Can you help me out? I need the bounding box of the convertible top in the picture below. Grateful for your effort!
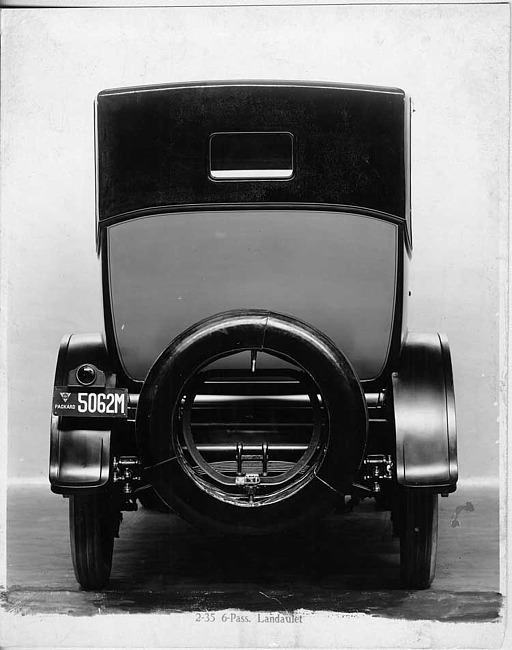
[96,81,407,220]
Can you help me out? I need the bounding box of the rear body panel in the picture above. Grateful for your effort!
[107,209,398,382]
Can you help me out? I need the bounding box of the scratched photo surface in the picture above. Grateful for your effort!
[0,2,508,649]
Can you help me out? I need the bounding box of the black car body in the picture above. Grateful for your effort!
[50,81,457,590]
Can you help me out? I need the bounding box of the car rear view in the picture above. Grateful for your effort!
[50,81,457,591]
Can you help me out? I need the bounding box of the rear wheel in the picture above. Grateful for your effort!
[69,492,121,590]
[397,488,438,589]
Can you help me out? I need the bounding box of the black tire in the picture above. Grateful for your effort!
[69,492,121,590]
[136,309,368,535]
[397,488,438,589]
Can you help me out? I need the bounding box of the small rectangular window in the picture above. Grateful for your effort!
[209,132,294,180]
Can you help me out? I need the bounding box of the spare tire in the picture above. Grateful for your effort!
[136,310,368,534]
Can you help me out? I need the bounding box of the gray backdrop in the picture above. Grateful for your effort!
[1,4,508,483]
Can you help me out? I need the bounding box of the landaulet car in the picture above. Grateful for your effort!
[50,80,458,591]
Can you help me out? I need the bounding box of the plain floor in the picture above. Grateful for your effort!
[3,484,501,621]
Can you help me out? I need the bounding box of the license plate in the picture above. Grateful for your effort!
[53,387,128,418]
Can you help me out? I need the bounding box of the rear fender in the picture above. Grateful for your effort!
[50,334,113,493]
[50,428,111,493]
[54,333,112,387]
[392,333,457,492]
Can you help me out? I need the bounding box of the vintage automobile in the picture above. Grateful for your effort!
[50,80,457,591]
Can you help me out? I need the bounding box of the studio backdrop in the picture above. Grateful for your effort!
[0,3,508,483]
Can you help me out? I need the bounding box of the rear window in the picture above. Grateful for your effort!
[209,132,294,180]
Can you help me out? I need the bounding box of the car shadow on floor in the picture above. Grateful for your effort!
[5,486,502,620]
